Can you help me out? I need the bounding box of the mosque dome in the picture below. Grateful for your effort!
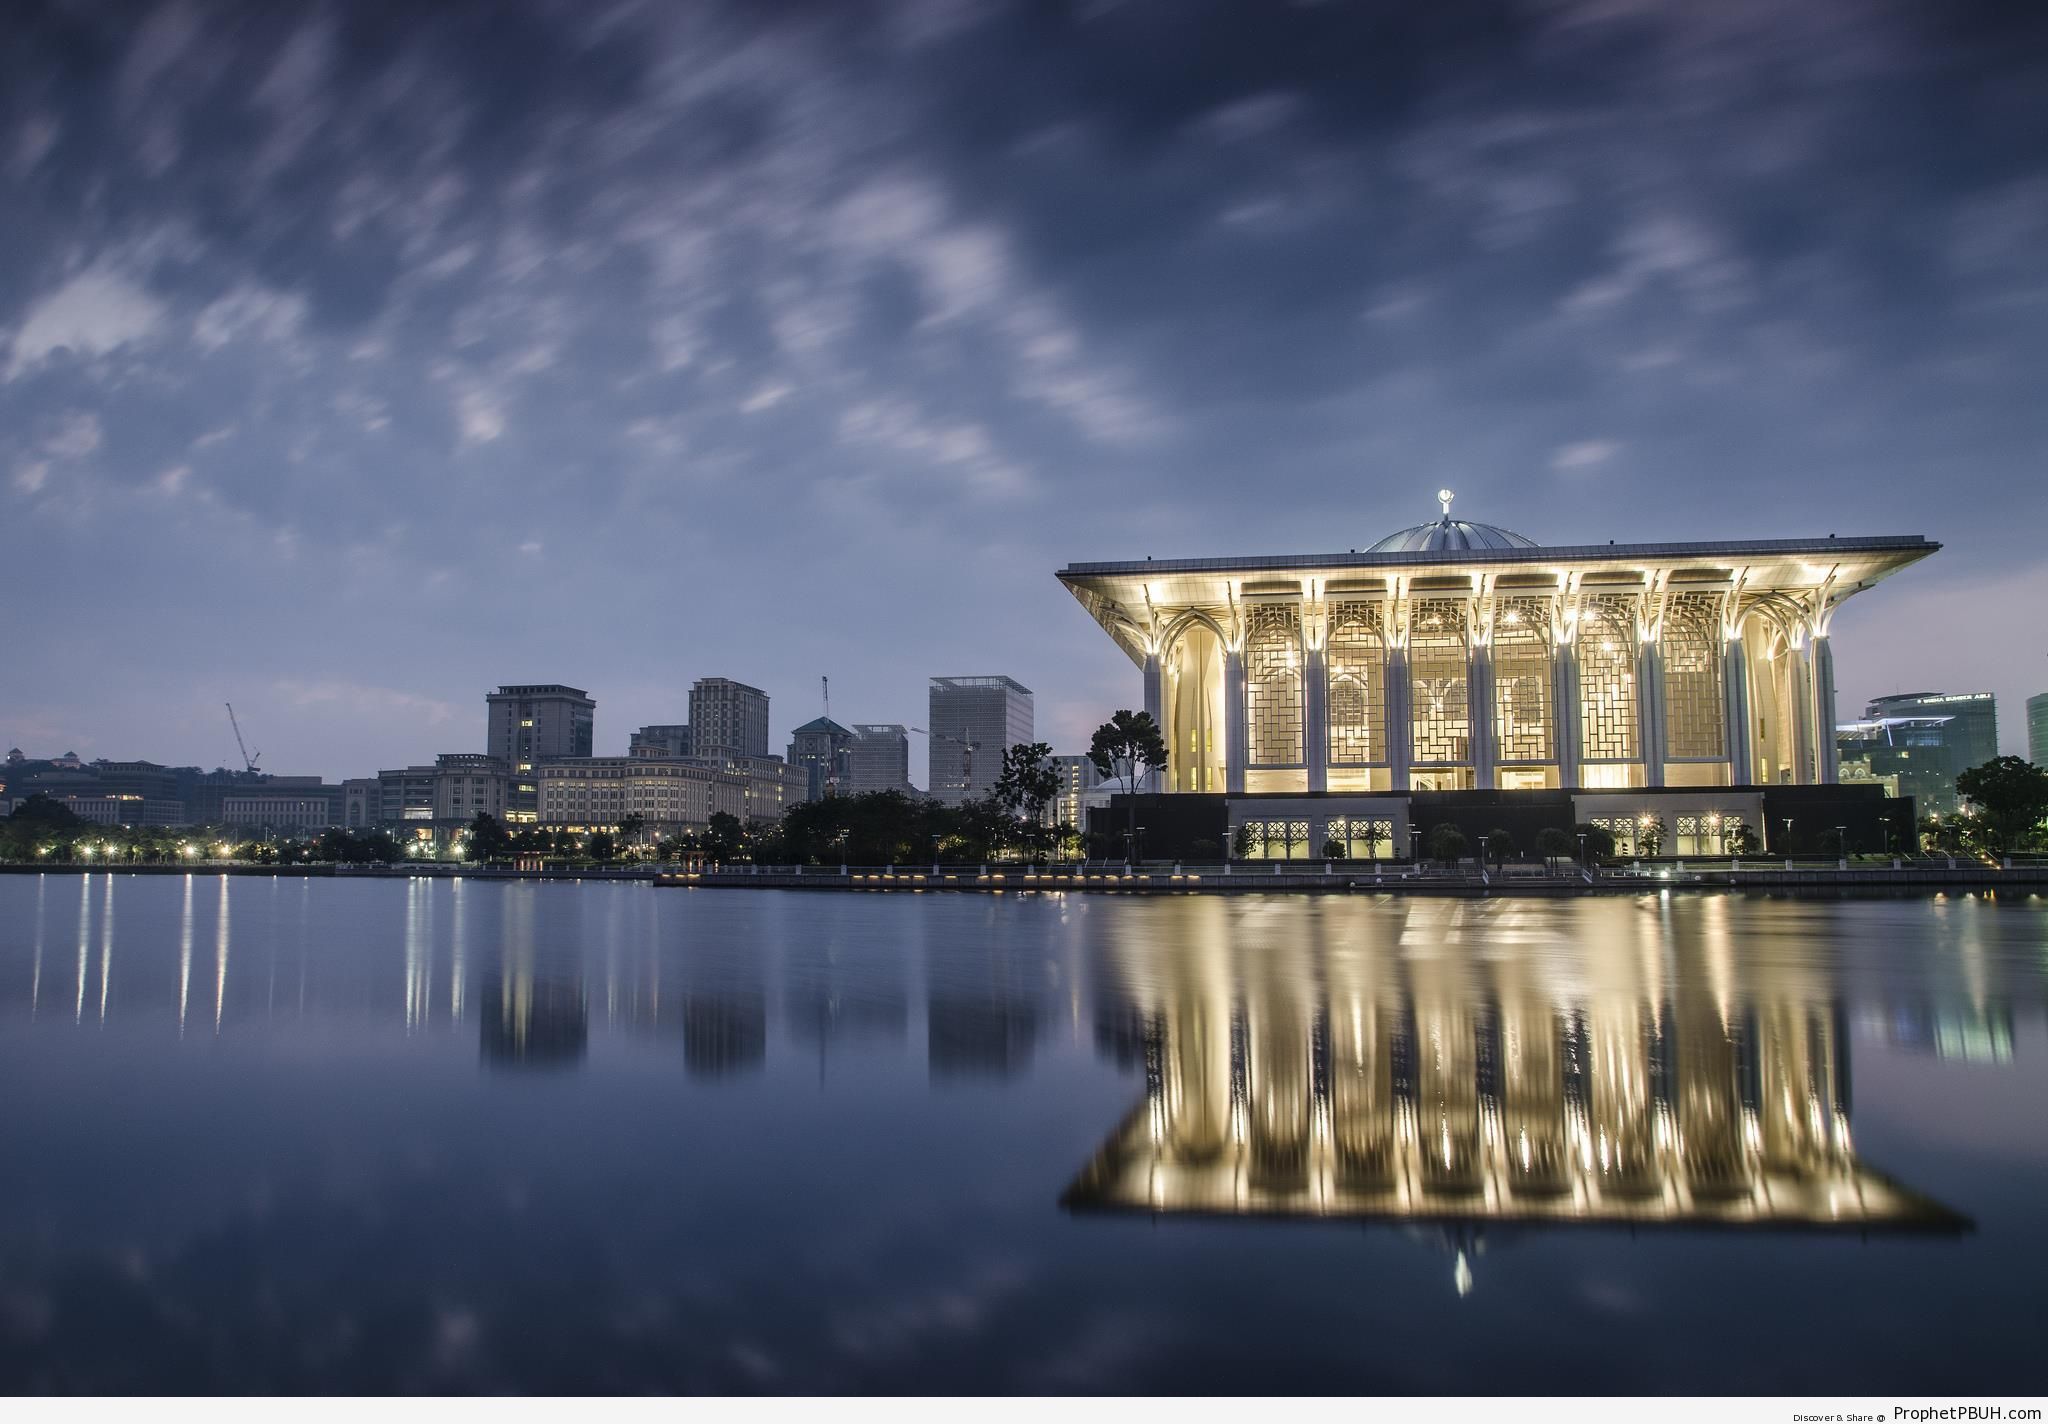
[1365,490,1539,554]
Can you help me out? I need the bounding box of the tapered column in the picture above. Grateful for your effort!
[1468,644,1495,790]
[1386,648,1412,791]
[1304,645,1328,792]
[1142,651,1164,793]
[1638,643,1666,788]
[1225,649,1247,795]
[1811,635,1839,784]
[1723,639,1753,784]
[1553,646,1581,789]
[1788,643,1814,784]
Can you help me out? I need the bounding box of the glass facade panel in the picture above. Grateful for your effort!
[1244,604,1304,768]
[1662,592,1725,760]
[1577,596,1639,763]
[1492,596,1553,764]
[1409,598,1469,766]
[1166,621,1227,792]
[1326,603,1387,766]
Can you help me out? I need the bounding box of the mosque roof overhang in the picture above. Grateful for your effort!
[1059,1105,1970,1234]
[1056,535,1940,663]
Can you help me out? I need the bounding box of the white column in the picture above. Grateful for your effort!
[1639,644,1666,788]
[1468,644,1495,790]
[1723,639,1752,784]
[1142,651,1165,793]
[1304,645,1328,793]
[1788,644,1815,784]
[1386,648,1412,791]
[1225,650,1247,795]
[1553,646,1581,789]
[1811,634,1839,784]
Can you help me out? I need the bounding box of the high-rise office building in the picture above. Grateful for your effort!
[2029,693,2048,768]
[927,676,1033,806]
[688,678,770,760]
[1835,692,1997,817]
[486,684,596,822]
[845,724,914,796]
[787,717,853,800]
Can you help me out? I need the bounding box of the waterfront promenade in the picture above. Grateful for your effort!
[5,858,2045,895]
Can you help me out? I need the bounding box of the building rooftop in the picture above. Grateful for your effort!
[1364,490,1539,554]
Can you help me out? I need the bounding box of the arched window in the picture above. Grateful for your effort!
[1326,603,1387,765]
[1165,620,1227,793]
[1244,604,1304,767]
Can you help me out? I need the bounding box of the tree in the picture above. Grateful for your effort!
[1726,822,1760,856]
[1322,836,1347,861]
[1575,822,1616,863]
[466,812,513,862]
[1636,815,1666,858]
[1485,828,1514,869]
[994,742,1058,821]
[703,811,746,864]
[1956,756,2048,850]
[1357,820,1386,861]
[1427,824,1468,865]
[616,813,647,853]
[1088,710,1168,858]
[1535,826,1575,872]
[1231,822,1257,860]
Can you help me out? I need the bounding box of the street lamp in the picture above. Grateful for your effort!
[1835,824,1848,860]
[1576,831,1588,867]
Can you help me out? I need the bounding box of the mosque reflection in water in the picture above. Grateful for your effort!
[1064,899,1969,1266]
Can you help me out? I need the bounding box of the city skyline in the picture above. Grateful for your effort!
[5,0,2048,779]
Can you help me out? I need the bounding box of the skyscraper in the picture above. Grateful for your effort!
[1835,692,1997,817]
[688,678,770,760]
[2028,693,2048,767]
[927,676,1033,806]
[486,684,595,822]
[845,724,914,796]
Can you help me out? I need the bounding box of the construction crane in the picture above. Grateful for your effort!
[224,702,261,774]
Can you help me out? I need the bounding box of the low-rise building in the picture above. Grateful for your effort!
[538,757,745,836]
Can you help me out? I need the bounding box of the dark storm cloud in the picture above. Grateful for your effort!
[3,0,2046,772]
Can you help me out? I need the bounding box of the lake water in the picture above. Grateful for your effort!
[1,874,2043,1394]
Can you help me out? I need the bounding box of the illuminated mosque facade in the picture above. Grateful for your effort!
[1057,494,1938,857]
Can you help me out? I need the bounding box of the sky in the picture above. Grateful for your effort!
[3,0,2047,782]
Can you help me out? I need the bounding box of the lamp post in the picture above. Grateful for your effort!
[1836,824,1848,863]
[1576,831,1588,868]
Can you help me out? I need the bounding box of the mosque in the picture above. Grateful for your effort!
[1056,493,1938,858]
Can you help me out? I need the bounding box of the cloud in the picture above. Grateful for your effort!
[1550,439,1620,474]
[273,680,460,727]
[44,411,104,461]
[5,266,167,378]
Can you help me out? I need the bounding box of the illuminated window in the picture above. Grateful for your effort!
[1661,592,1725,760]
[1326,603,1387,765]
[1409,598,1469,766]
[1577,595,1639,763]
[1492,595,1553,764]
[1244,603,1304,767]
[1325,815,1396,859]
